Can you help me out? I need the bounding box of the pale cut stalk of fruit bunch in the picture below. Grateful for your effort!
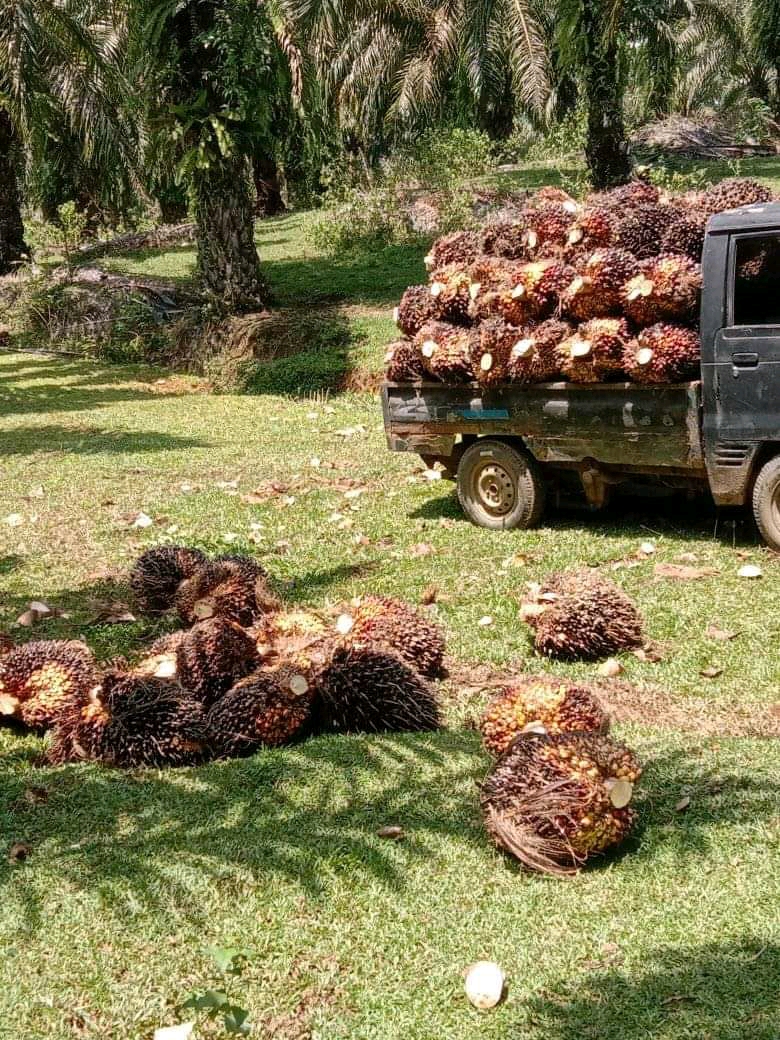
[522,720,548,735]
[512,338,535,360]
[193,601,215,620]
[481,354,494,372]
[384,348,395,364]
[469,282,482,300]
[570,337,593,359]
[605,778,634,808]
[568,227,585,244]
[524,229,539,249]
[335,613,355,635]
[286,674,309,696]
[430,282,445,298]
[563,200,579,214]
[627,277,654,301]
[392,306,400,324]
[465,962,505,1010]
[637,347,654,366]
[511,283,526,300]
[421,340,437,359]
[424,252,434,269]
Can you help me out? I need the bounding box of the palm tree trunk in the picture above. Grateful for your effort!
[581,10,632,189]
[253,155,286,217]
[0,112,28,276]
[192,155,268,314]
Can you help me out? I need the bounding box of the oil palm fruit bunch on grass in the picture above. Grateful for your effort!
[207,668,314,757]
[623,323,700,384]
[175,555,278,627]
[622,256,702,326]
[429,265,472,321]
[130,545,207,612]
[315,643,440,734]
[425,230,480,271]
[702,177,773,214]
[480,677,610,756]
[480,732,642,875]
[660,212,706,262]
[47,672,209,768]
[507,319,570,384]
[176,618,258,705]
[385,340,425,382]
[562,249,639,321]
[394,285,442,337]
[567,205,617,252]
[480,221,528,260]
[0,640,99,729]
[521,570,643,660]
[334,595,446,679]
[132,630,186,679]
[414,321,476,383]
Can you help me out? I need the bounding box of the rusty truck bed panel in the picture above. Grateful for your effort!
[382,381,705,470]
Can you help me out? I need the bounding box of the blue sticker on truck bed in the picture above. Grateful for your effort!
[455,408,511,420]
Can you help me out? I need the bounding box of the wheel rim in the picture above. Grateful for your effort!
[771,480,780,533]
[473,461,516,517]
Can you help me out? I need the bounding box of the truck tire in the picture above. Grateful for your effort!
[752,455,780,552]
[457,439,545,531]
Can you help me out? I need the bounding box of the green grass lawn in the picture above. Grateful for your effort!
[1,158,780,1039]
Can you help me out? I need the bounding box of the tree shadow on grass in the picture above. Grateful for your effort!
[523,939,779,1039]
[0,423,207,458]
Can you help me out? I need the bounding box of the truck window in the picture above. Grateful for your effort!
[732,234,780,326]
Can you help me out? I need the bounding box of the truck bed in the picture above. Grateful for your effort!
[382,380,705,472]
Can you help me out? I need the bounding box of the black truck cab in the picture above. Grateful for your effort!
[381,203,780,550]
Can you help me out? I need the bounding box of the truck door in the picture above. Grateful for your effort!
[711,231,780,444]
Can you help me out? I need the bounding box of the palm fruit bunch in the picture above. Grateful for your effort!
[385,340,425,382]
[130,630,186,680]
[480,676,610,756]
[614,204,673,259]
[566,205,617,252]
[507,319,570,384]
[175,618,258,705]
[207,668,314,757]
[624,323,700,384]
[467,255,520,312]
[521,202,577,255]
[314,643,440,734]
[414,321,475,383]
[556,330,603,383]
[429,265,472,322]
[334,595,446,679]
[480,220,528,260]
[471,317,518,388]
[702,177,773,215]
[562,248,639,321]
[512,260,576,319]
[577,317,632,376]
[521,569,643,661]
[480,731,642,875]
[424,230,480,271]
[659,212,707,262]
[622,255,702,327]
[394,285,442,337]
[533,186,577,206]
[175,555,278,627]
[250,609,327,656]
[597,179,660,209]
[47,671,208,768]
[129,545,207,612]
[0,639,99,729]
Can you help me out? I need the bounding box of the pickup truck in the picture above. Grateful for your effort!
[381,202,780,550]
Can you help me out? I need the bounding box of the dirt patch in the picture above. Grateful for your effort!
[446,660,780,739]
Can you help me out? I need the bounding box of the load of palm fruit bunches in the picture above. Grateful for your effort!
[385,176,776,387]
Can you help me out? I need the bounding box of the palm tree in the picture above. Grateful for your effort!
[750,0,780,117]
[0,0,130,274]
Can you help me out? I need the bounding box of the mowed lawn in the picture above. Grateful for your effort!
[1,159,780,1039]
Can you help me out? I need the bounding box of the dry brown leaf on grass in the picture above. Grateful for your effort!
[675,796,691,812]
[86,601,137,625]
[409,542,436,558]
[8,842,30,864]
[700,666,724,679]
[706,624,740,642]
[377,825,404,840]
[421,585,438,605]
[15,601,62,627]
[632,642,666,663]
[654,563,719,580]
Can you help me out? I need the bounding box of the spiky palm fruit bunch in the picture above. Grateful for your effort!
[532,186,577,207]
[702,177,773,214]
[521,569,643,660]
[175,556,278,627]
[506,319,570,384]
[207,669,313,757]
[314,643,441,734]
[429,265,472,321]
[622,255,702,327]
[566,206,617,252]
[556,332,604,383]
[614,204,673,259]
[472,284,534,326]
[659,212,707,262]
[480,732,642,875]
[480,677,610,756]
[335,595,446,679]
[385,340,426,382]
[624,323,700,384]
[561,249,639,321]
[470,317,518,388]
[424,230,480,271]
[46,672,209,768]
[597,180,660,209]
[480,221,528,260]
[132,630,186,680]
[394,285,442,337]
[467,256,520,305]
[414,321,476,383]
[521,203,576,254]
[175,618,258,705]
[0,640,99,729]
[575,318,632,376]
[512,260,575,318]
[129,545,208,613]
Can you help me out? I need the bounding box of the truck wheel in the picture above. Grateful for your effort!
[457,440,545,531]
[752,455,780,551]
